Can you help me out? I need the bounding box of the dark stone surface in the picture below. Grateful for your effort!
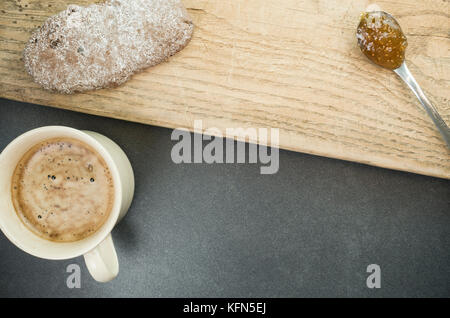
[0,98,449,297]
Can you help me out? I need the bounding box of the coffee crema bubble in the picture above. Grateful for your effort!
[11,137,115,242]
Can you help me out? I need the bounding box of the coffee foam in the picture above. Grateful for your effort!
[11,138,114,242]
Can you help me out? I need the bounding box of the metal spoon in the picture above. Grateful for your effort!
[357,11,450,148]
[394,63,450,147]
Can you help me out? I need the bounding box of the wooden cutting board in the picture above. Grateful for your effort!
[1,0,449,178]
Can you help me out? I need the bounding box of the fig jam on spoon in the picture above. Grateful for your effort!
[357,11,450,147]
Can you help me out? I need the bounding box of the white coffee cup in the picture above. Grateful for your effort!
[0,126,134,282]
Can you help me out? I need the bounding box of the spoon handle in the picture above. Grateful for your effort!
[394,63,450,148]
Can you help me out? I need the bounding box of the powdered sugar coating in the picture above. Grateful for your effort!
[23,0,194,94]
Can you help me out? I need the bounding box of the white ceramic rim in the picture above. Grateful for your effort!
[0,126,123,260]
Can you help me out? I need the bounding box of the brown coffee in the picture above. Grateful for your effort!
[11,137,115,242]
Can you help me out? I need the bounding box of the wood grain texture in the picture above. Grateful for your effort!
[0,0,449,178]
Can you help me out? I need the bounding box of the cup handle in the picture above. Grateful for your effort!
[83,234,119,283]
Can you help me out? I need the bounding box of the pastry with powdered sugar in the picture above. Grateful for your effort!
[23,0,194,94]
